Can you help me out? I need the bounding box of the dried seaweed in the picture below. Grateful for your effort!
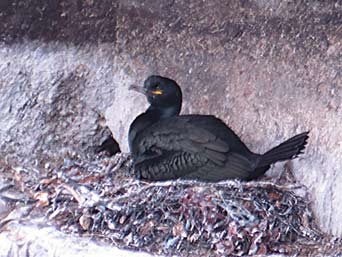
[1,153,342,256]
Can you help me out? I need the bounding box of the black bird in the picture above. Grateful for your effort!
[97,135,121,156]
[128,75,309,182]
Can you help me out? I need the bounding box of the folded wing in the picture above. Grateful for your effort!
[132,116,254,181]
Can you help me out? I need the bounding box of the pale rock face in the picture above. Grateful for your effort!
[0,0,341,236]
[0,222,156,257]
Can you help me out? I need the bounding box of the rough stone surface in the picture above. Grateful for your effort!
[0,0,341,236]
[0,43,118,168]
[0,221,156,257]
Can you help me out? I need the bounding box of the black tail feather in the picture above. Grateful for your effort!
[257,131,309,168]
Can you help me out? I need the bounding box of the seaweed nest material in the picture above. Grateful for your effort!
[1,153,341,256]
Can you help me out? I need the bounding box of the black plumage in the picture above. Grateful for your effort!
[128,75,309,182]
[97,135,121,156]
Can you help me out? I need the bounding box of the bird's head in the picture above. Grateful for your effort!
[130,75,182,114]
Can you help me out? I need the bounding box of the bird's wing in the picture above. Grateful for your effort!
[134,117,230,167]
[132,117,255,181]
[183,152,254,181]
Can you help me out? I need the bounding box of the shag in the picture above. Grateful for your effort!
[97,136,121,156]
[128,75,309,181]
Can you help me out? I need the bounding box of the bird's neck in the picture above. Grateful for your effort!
[147,104,181,120]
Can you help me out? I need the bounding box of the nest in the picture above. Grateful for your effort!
[1,153,341,256]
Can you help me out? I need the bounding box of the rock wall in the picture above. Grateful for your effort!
[0,0,341,235]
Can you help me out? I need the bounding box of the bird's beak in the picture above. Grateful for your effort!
[129,84,147,95]
[150,89,163,95]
